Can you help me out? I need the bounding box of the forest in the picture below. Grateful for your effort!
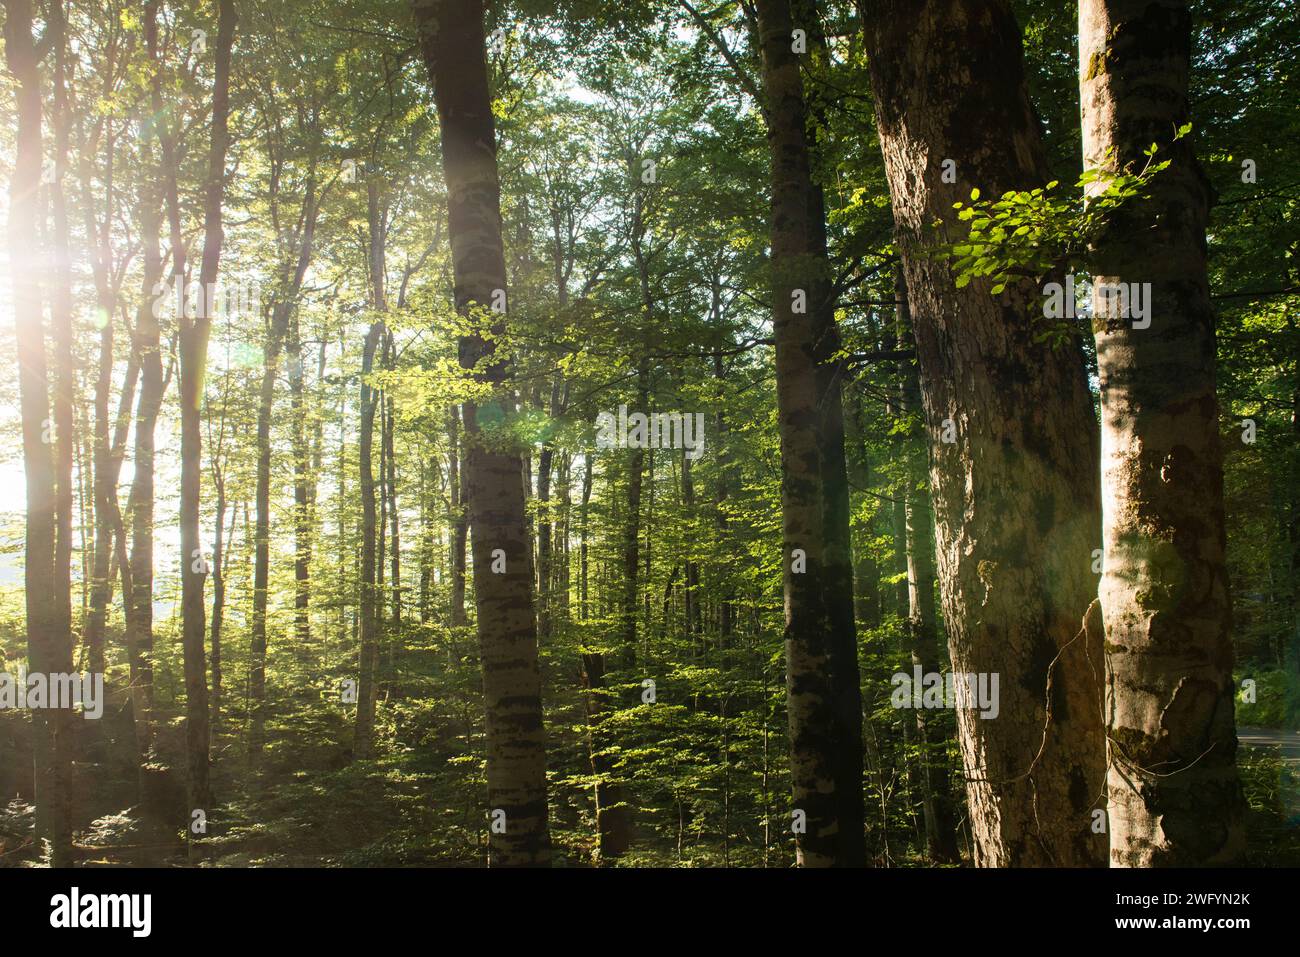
[0,0,1296,870]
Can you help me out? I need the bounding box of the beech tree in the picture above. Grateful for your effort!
[864,0,1107,866]
[412,0,551,867]
[4,0,74,867]
[1079,0,1245,866]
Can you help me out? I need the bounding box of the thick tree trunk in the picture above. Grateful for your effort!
[580,649,631,861]
[414,0,551,866]
[1079,0,1245,866]
[50,14,77,774]
[865,0,1107,866]
[755,0,865,867]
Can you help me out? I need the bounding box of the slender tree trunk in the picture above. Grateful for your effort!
[4,0,74,866]
[557,451,572,626]
[622,360,649,666]
[580,451,592,620]
[211,477,227,733]
[864,0,1106,866]
[842,387,882,632]
[354,321,384,758]
[124,81,167,789]
[754,0,865,867]
[414,0,551,866]
[249,180,322,754]
[385,355,402,638]
[448,405,468,627]
[898,297,961,864]
[80,25,120,685]
[1079,0,1245,866]
[712,353,735,643]
[536,392,556,641]
[682,448,702,638]
[176,0,235,830]
[289,315,312,652]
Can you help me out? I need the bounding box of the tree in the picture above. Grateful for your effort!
[3,0,74,867]
[412,0,551,867]
[1079,0,1246,866]
[864,0,1107,866]
[754,0,865,867]
[177,0,238,836]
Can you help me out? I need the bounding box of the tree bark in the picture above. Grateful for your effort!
[354,320,384,758]
[124,31,169,782]
[449,405,468,627]
[865,0,1107,866]
[1079,0,1245,866]
[754,0,865,867]
[177,0,236,829]
[413,0,551,866]
[249,174,323,754]
[3,0,74,866]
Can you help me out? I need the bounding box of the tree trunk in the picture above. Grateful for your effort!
[354,321,384,759]
[682,448,702,638]
[4,0,74,866]
[536,390,556,641]
[842,387,881,632]
[580,451,592,620]
[754,0,865,867]
[898,297,961,864]
[1079,0,1245,866]
[124,63,168,786]
[449,405,468,627]
[621,360,649,666]
[211,479,228,733]
[384,349,402,640]
[413,0,551,866]
[865,0,1107,866]
[176,0,235,830]
[712,353,735,643]
[249,179,323,754]
[289,314,312,652]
